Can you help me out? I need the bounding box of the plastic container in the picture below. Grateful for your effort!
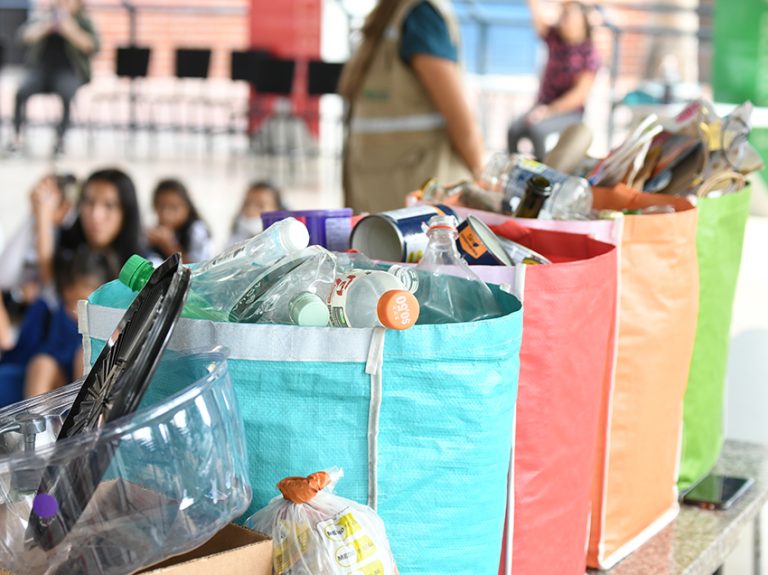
[261,209,352,252]
[0,349,251,575]
[411,215,503,324]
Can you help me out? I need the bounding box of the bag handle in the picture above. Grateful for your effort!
[697,171,746,198]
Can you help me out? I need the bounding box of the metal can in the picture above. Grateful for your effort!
[496,237,552,265]
[456,216,514,266]
[350,205,457,262]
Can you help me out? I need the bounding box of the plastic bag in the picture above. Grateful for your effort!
[246,468,398,575]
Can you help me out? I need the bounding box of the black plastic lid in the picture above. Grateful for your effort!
[27,253,190,551]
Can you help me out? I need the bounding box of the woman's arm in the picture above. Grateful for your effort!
[410,54,484,177]
[527,0,549,39]
[59,15,97,54]
[31,178,60,287]
[20,19,52,46]
[536,71,596,118]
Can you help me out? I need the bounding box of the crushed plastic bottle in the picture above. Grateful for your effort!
[326,269,419,330]
[239,247,336,326]
[120,220,310,322]
[407,215,503,324]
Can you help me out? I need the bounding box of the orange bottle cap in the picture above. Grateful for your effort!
[377,289,419,330]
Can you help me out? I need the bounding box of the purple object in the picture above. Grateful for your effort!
[32,493,59,519]
[261,209,353,252]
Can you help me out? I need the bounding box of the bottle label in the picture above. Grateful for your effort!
[328,272,363,327]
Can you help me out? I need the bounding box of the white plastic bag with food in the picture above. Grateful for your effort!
[246,468,398,575]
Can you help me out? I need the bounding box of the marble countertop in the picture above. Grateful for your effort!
[590,440,768,575]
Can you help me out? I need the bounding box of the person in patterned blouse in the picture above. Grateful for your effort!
[507,0,600,160]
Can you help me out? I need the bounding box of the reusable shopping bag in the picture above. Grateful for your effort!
[79,282,523,575]
[462,215,619,575]
[679,186,751,490]
[587,183,699,569]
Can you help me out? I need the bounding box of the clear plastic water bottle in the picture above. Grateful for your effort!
[411,215,502,324]
[240,248,336,327]
[194,217,309,274]
[326,270,419,330]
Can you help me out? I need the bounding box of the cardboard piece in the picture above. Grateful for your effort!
[139,524,272,575]
[0,479,270,575]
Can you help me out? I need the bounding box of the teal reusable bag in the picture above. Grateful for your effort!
[80,281,523,575]
[679,187,752,490]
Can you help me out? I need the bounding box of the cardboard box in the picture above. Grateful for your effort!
[139,524,272,575]
[0,525,271,575]
[0,479,271,575]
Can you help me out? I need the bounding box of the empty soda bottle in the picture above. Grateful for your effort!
[326,269,419,330]
[408,215,503,324]
[241,248,336,327]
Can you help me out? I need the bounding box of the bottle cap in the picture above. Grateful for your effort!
[377,289,419,330]
[288,292,330,327]
[119,255,154,292]
[426,214,458,231]
[279,218,310,253]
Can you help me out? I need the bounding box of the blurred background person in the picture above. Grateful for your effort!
[228,180,285,246]
[21,247,116,400]
[0,174,77,315]
[340,0,484,213]
[507,0,599,160]
[147,178,212,263]
[9,0,99,156]
[55,168,143,276]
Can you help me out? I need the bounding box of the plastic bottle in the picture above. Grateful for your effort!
[194,217,309,274]
[241,248,336,326]
[326,270,419,330]
[515,176,552,218]
[542,176,593,220]
[120,246,323,322]
[411,215,503,324]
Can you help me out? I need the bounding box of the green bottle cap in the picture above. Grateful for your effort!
[288,292,329,327]
[120,255,155,292]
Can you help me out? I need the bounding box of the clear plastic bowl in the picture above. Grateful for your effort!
[0,349,251,575]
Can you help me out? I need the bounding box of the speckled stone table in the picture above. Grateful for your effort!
[589,440,768,575]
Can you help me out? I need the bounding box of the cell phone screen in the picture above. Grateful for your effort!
[683,474,753,509]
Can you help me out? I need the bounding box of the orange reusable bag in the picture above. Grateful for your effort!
[469,221,618,575]
[587,184,699,569]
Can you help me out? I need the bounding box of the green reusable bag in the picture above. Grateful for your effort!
[679,187,752,490]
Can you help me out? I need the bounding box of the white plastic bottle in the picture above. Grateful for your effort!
[327,270,419,330]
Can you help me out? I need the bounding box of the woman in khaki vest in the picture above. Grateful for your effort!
[339,0,484,213]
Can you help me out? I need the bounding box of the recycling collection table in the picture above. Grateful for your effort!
[590,440,768,575]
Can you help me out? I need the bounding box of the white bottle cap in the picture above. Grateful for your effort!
[279,218,310,253]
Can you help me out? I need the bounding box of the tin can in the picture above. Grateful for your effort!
[456,216,514,266]
[261,209,353,252]
[350,205,457,262]
[496,237,552,265]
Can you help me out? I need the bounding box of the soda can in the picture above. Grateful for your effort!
[261,208,352,252]
[350,205,457,263]
[456,215,515,266]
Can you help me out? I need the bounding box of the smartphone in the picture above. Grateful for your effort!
[682,473,754,510]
